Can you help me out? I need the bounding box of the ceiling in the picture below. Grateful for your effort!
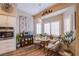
[41,5,75,19]
[16,3,56,15]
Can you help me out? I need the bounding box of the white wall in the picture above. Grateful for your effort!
[16,9,34,34]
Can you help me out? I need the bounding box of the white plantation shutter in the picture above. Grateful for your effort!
[64,16,71,32]
[36,23,42,34]
[51,21,60,36]
[44,23,50,35]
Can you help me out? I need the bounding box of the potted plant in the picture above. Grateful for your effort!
[16,34,22,48]
[61,31,74,49]
[16,34,22,42]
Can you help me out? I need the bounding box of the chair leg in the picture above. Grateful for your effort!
[45,49,50,56]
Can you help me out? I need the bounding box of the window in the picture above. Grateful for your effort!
[51,21,60,36]
[36,23,42,34]
[44,23,50,35]
[64,16,71,32]
[44,22,60,36]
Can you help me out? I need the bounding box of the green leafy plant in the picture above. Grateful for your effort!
[61,31,75,48]
[16,34,22,42]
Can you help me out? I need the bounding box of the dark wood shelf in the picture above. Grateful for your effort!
[16,35,33,48]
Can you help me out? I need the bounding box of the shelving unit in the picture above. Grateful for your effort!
[16,35,33,48]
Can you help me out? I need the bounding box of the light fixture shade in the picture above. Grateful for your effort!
[0,3,14,13]
[38,18,42,23]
